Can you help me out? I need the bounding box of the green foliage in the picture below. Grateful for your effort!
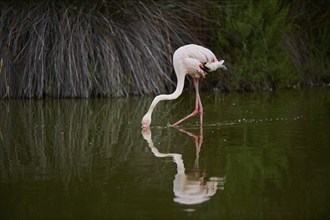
[214,0,299,91]
[285,0,330,86]
[212,0,330,91]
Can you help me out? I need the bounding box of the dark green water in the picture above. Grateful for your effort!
[0,89,329,220]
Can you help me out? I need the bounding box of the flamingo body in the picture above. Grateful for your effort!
[141,44,226,129]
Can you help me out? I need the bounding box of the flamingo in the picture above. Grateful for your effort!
[141,44,226,129]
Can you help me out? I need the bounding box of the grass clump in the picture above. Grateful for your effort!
[0,0,202,98]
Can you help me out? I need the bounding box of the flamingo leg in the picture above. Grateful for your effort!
[195,78,203,126]
[171,77,203,127]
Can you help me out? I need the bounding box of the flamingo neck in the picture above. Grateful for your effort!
[146,73,185,116]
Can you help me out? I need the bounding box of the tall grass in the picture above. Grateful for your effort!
[0,0,204,98]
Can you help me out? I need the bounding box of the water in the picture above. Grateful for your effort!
[0,89,329,220]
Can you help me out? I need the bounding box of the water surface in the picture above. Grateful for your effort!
[0,89,329,219]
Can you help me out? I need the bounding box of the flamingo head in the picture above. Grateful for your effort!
[204,60,227,72]
[141,113,152,130]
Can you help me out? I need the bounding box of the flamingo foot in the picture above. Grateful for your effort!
[171,109,200,127]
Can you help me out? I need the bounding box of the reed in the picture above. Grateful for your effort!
[0,0,204,98]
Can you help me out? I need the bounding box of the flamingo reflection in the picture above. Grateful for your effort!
[142,127,225,205]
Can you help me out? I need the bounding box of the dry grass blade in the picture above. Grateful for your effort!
[0,1,207,98]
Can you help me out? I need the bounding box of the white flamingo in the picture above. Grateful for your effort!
[141,44,226,129]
